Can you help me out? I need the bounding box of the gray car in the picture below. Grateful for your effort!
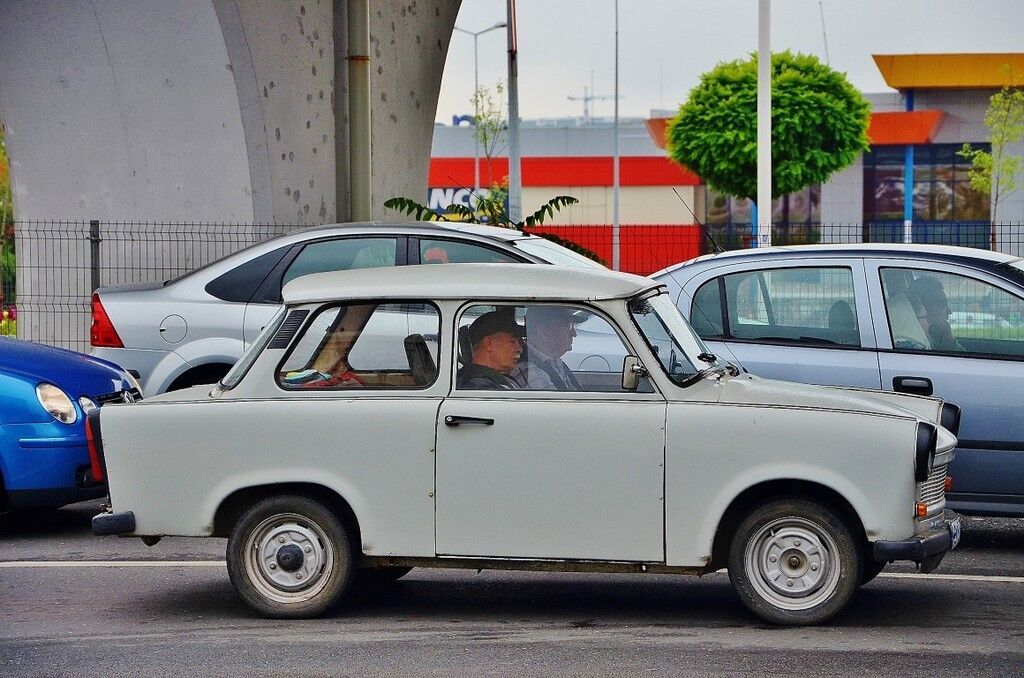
[653,243,1024,518]
[90,222,602,396]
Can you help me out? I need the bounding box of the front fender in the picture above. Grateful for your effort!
[665,402,919,567]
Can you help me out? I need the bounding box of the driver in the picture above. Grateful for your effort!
[456,308,525,390]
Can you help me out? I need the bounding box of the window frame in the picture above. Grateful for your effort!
[448,300,663,400]
[687,263,871,351]
[274,298,443,392]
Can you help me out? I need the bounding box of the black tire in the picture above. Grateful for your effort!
[727,497,862,626]
[356,566,413,588]
[861,558,886,585]
[226,495,355,619]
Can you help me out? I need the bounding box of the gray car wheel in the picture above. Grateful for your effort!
[227,495,354,618]
[728,498,862,625]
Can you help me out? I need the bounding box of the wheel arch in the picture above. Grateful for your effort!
[708,479,867,571]
[166,362,234,392]
[212,482,362,548]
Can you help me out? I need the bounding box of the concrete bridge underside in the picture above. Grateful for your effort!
[0,0,462,345]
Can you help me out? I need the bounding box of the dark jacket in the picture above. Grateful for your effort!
[456,363,519,390]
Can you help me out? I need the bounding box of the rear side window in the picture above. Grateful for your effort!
[689,280,724,338]
[278,301,440,390]
[282,238,398,287]
[694,267,860,347]
[205,246,291,302]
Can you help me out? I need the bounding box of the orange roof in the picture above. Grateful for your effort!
[646,110,947,150]
[645,118,671,151]
[873,53,1024,90]
[867,110,946,145]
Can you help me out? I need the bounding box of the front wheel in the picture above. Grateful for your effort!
[728,498,862,626]
[226,495,355,618]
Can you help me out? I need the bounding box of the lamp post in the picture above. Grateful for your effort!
[453,21,507,197]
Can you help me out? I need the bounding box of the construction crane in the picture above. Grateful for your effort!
[567,85,617,124]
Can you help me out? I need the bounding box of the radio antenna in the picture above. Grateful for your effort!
[672,188,724,254]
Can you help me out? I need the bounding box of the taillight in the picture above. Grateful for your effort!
[86,410,105,483]
[91,293,123,347]
[945,476,953,492]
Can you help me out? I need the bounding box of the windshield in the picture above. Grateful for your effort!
[219,306,287,390]
[629,292,721,386]
[513,237,606,269]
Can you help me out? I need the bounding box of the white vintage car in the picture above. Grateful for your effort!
[90,264,961,625]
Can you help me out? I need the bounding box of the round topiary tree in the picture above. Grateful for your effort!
[667,50,870,201]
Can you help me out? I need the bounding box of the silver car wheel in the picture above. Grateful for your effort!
[243,512,335,604]
[743,517,842,611]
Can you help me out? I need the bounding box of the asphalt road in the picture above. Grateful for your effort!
[1,501,1022,677]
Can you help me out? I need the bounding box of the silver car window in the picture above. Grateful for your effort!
[282,238,398,286]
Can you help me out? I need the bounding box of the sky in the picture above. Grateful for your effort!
[436,0,1024,123]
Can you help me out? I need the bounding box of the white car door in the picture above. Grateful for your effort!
[435,303,667,562]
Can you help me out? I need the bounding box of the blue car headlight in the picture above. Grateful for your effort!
[35,383,78,424]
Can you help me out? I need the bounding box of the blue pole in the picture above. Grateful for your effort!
[903,89,914,243]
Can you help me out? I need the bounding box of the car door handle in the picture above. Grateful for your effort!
[893,376,933,396]
[444,415,495,427]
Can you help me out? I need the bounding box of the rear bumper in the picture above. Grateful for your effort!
[92,510,136,536]
[873,510,960,572]
[6,485,106,509]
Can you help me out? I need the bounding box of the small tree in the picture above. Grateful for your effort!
[667,50,870,202]
[958,75,1024,224]
[471,81,507,183]
[1,127,15,317]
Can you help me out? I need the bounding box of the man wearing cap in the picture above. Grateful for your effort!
[510,306,584,391]
[456,308,525,390]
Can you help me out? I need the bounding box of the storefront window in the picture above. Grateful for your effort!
[863,144,990,224]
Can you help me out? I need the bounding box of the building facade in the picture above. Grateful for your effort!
[429,53,1024,274]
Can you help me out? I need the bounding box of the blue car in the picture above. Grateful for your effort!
[1,336,141,510]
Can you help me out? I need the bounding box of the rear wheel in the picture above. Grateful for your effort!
[226,495,354,618]
[728,498,862,626]
[861,558,886,585]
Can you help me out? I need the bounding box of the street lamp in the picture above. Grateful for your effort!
[453,21,507,196]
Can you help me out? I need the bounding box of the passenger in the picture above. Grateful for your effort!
[511,306,585,391]
[910,276,963,351]
[456,309,524,390]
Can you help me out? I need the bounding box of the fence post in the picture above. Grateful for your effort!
[89,219,100,293]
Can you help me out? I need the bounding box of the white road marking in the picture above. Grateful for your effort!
[0,560,225,568]
[879,572,1024,584]
[0,561,1021,583]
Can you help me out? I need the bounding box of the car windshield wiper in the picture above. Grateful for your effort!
[676,361,740,387]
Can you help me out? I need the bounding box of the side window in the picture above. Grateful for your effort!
[689,279,724,338]
[282,238,398,287]
[454,303,641,392]
[278,301,440,390]
[880,267,1024,358]
[723,267,861,347]
[419,238,521,264]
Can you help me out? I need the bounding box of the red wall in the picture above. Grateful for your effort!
[524,224,703,275]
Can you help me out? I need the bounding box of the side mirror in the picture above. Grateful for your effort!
[621,355,648,391]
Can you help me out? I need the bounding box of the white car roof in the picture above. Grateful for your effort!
[282,263,661,305]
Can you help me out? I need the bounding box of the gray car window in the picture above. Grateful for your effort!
[283,238,398,286]
[701,267,860,347]
[880,267,1024,358]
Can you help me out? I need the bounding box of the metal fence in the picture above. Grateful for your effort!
[1,219,1022,351]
